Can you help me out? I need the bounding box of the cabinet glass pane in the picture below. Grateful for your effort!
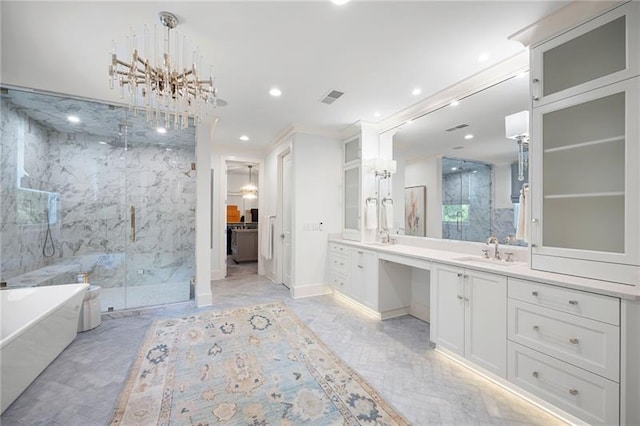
[542,91,626,254]
[543,196,624,253]
[344,167,359,229]
[543,92,624,150]
[344,138,360,164]
[543,140,624,195]
[543,16,625,96]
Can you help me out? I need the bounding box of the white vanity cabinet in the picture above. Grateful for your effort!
[351,249,379,310]
[530,2,640,285]
[431,263,507,378]
[328,242,351,295]
[530,2,639,107]
[507,278,621,425]
[328,243,379,310]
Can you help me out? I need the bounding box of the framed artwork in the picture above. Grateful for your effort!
[404,185,426,236]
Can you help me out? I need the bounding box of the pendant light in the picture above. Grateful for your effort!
[241,165,257,199]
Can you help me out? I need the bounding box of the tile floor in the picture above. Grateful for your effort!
[1,271,566,425]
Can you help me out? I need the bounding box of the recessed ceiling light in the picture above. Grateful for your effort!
[331,0,350,5]
[269,87,282,97]
[478,53,490,62]
[451,167,458,171]
[157,127,167,134]
[67,115,80,123]
[450,100,459,107]
[98,141,107,145]
[239,135,250,141]
[464,134,474,140]
[165,148,172,151]
[516,71,527,79]
[412,88,422,96]
[373,112,381,118]
[405,120,413,125]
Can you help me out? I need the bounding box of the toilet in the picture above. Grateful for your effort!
[78,285,101,332]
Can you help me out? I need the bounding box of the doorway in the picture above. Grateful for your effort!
[225,160,260,279]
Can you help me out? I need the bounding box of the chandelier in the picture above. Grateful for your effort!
[108,11,217,130]
[242,165,258,199]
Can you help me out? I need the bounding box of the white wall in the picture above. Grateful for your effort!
[195,119,217,307]
[291,133,342,296]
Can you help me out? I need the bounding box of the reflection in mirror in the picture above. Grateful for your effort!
[390,72,529,245]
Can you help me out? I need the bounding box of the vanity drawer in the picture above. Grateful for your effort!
[508,278,619,325]
[329,272,348,291]
[329,243,349,255]
[329,253,350,275]
[508,342,619,425]
[508,300,619,381]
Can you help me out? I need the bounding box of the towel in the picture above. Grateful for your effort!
[515,186,530,242]
[261,215,273,260]
[382,200,394,230]
[365,200,378,230]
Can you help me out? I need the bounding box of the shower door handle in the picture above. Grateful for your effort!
[130,206,136,243]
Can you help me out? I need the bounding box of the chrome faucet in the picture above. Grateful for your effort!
[380,229,390,244]
[486,235,501,260]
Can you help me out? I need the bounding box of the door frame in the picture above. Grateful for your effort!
[276,149,292,288]
[217,155,264,281]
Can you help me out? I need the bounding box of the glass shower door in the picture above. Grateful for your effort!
[123,122,196,309]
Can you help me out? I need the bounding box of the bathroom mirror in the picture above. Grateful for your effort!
[388,72,530,244]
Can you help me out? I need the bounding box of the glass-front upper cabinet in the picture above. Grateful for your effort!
[531,77,640,285]
[343,164,360,233]
[344,135,361,165]
[531,2,639,107]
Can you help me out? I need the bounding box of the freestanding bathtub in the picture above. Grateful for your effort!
[0,283,88,413]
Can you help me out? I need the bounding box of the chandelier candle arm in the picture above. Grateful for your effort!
[108,11,217,130]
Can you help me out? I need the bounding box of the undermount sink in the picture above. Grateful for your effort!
[452,256,520,267]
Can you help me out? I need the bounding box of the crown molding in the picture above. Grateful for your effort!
[508,0,626,48]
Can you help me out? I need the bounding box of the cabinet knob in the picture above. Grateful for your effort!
[568,300,578,305]
[457,295,464,300]
[569,337,579,345]
[532,371,539,378]
[569,388,579,396]
[531,291,538,296]
[531,244,538,248]
[457,273,463,278]
[531,218,539,223]
[532,325,539,331]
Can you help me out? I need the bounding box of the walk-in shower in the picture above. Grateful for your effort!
[0,88,196,311]
[441,157,492,242]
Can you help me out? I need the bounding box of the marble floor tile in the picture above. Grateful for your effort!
[1,273,567,425]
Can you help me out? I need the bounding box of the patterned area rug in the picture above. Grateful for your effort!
[111,302,408,425]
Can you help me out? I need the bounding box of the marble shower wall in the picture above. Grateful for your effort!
[439,157,523,246]
[0,96,195,307]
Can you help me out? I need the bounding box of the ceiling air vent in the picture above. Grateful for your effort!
[320,90,344,105]
[445,123,469,132]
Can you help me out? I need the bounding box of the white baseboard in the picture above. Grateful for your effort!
[210,268,225,281]
[410,302,430,322]
[291,283,332,299]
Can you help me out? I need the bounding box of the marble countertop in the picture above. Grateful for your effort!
[329,237,640,300]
